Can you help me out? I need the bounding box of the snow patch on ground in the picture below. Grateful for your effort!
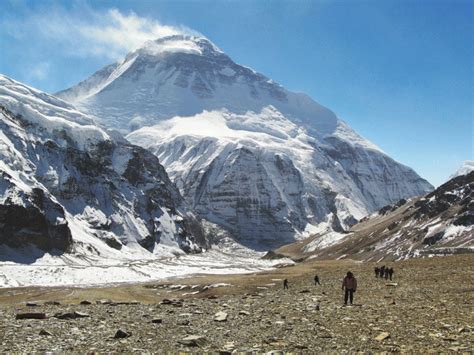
[303,231,351,253]
[0,245,280,288]
[443,224,473,243]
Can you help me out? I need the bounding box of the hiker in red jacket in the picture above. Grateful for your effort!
[342,271,357,306]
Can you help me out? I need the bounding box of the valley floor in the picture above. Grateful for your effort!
[0,255,472,352]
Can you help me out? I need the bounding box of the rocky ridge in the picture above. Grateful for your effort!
[277,171,473,261]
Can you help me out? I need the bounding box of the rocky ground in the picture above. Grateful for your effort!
[0,255,472,352]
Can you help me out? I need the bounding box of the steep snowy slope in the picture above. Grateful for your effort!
[58,35,433,249]
[277,171,474,261]
[127,109,431,249]
[0,74,206,258]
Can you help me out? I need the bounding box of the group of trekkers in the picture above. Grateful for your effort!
[374,265,394,280]
[282,271,358,306]
[282,265,396,306]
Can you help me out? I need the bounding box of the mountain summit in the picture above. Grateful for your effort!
[449,160,474,181]
[58,35,433,249]
[57,35,337,135]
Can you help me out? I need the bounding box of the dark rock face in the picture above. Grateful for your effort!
[0,174,72,252]
[0,204,71,252]
[414,171,474,222]
[378,199,407,216]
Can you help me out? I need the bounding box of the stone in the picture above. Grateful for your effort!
[114,329,131,339]
[319,333,333,339]
[178,335,207,347]
[15,313,47,320]
[25,302,39,307]
[44,301,61,306]
[39,329,53,336]
[214,311,228,322]
[96,299,113,305]
[55,311,90,320]
[442,337,457,342]
[239,310,250,315]
[375,332,390,341]
[295,344,308,350]
[80,300,92,305]
[151,318,162,324]
[223,341,236,351]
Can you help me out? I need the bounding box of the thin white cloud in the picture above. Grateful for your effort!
[29,62,50,80]
[4,6,199,60]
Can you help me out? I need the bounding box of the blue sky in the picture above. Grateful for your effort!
[0,0,472,186]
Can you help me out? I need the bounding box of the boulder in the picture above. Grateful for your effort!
[178,335,207,347]
[15,313,47,320]
[55,311,90,319]
[375,332,390,341]
[114,329,131,339]
[214,311,228,322]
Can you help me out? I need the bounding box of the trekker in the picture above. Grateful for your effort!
[388,268,394,280]
[374,267,380,278]
[342,271,357,306]
[379,266,385,278]
[283,279,289,290]
[384,268,389,279]
[314,275,321,285]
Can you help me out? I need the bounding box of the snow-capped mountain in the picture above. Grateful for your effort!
[449,160,474,180]
[57,35,337,136]
[58,35,433,249]
[276,171,474,261]
[0,74,207,258]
